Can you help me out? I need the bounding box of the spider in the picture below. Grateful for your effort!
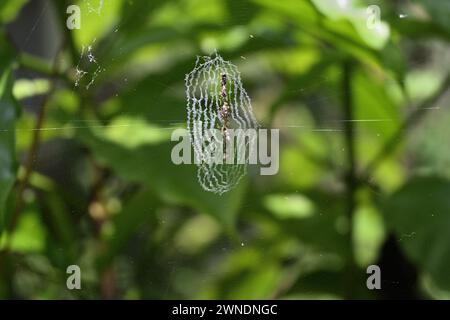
[219,73,231,162]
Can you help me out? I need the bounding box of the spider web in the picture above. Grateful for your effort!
[74,40,103,90]
[185,53,259,194]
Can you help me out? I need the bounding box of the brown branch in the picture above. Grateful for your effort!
[9,87,55,232]
[8,45,65,232]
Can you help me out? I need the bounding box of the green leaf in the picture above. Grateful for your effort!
[311,0,390,49]
[113,59,191,122]
[99,188,160,268]
[0,66,17,232]
[4,210,46,253]
[385,176,450,291]
[391,19,450,42]
[72,0,123,48]
[0,0,27,23]
[119,0,166,35]
[251,0,319,25]
[13,78,50,100]
[204,248,281,299]
[353,205,385,266]
[263,193,315,219]
[78,128,246,232]
[413,0,450,35]
[101,116,170,148]
[0,29,14,70]
[352,67,404,191]
[271,191,348,256]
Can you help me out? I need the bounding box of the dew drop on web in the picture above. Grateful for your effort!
[185,53,259,194]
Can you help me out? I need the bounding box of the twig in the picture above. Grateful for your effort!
[7,4,70,232]
[9,86,56,232]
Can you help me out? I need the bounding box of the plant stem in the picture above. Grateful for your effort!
[18,52,73,85]
[7,0,71,234]
[9,87,54,233]
[18,53,54,75]
[342,60,357,299]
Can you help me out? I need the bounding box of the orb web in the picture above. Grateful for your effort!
[185,53,259,194]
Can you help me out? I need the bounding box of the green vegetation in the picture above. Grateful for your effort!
[1,0,450,299]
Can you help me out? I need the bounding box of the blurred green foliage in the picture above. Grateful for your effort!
[0,0,450,299]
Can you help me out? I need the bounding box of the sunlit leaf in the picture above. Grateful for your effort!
[311,0,390,49]
[264,193,315,219]
[353,204,385,266]
[13,78,50,100]
[6,211,46,253]
[72,0,123,48]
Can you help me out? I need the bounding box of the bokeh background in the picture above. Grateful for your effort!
[1,0,450,299]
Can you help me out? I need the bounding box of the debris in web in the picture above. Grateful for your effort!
[74,40,104,90]
[185,53,259,195]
